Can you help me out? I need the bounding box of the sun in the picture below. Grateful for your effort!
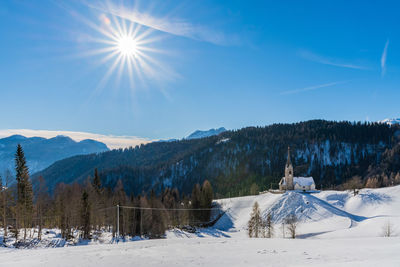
[74,11,176,93]
[117,36,138,57]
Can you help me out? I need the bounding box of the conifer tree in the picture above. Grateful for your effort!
[81,190,91,239]
[15,144,33,242]
[90,170,104,231]
[248,201,263,238]
[92,168,102,195]
[200,180,213,223]
[191,184,201,224]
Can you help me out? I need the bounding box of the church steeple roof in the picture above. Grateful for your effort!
[286,146,292,166]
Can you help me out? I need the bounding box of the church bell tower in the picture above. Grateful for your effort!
[285,146,294,190]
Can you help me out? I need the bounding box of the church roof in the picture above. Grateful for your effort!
[280,176,315,186]
[293,177,315,186]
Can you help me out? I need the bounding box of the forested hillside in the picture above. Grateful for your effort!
[32,120,400,197]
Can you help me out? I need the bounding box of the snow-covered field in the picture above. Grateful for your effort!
[2,186,400,266]
[1,236,399,267]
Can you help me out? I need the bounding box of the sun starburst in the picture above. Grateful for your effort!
[72,8,174,94]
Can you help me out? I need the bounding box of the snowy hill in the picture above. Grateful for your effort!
[378,118,400,125]
[209,186,400,239]
[186,127,226,139]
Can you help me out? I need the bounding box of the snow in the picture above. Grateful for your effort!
[186,127,226,139]
[216,138,230,144]
[294,177,315,187]
[213,186,400,239]
[378,118,400,125]
[280,177,315,187]
[2,186,400,266]
[1,237,399,266]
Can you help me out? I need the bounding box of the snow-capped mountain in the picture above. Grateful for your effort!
[378,118,400,125]
[0,135,109,177]
[186,127,227,140]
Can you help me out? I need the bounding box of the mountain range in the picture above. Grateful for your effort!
[31,120,400,196]
[0,135,108,179]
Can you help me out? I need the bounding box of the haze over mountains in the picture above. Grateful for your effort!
[0,135,108,178]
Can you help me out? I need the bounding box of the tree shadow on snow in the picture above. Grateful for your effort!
[357,191,392,204]
[296,231,333,239]
[194,228,231,238]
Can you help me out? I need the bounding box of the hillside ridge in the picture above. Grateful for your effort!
[32,120,400,195]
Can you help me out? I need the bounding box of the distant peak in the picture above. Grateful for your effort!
[1,134,27,141]
[54,135,69,138]
[186,127,227,140]
[79,139,109,149]
[50,135,73,141]
[378,118,400,126]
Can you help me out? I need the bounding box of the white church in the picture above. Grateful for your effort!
[279,147,316,191]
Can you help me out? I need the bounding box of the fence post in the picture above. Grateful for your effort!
[117,204,119,240]
[140,208,143,237]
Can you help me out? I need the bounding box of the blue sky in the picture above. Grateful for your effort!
[0,0,399,145]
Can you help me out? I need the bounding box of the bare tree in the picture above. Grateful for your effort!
[394,172,400,185]
[36,176,50,240]
[365,176,380,188]
[285,214,298,239]
[2,170,14,242]
[382,174,390,187]
[265,213,274,238]
[250,183,259,195]
[343,176,363,196]
[382,220,394,237]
